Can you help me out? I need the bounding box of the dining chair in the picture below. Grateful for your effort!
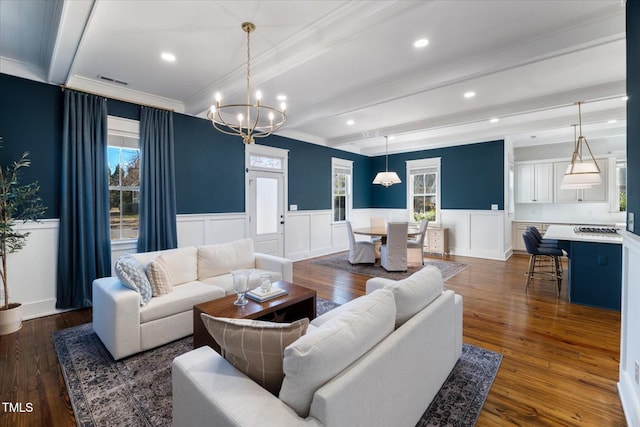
[381,222,408,272]
[346,221,376,265]
[407,219,428,267]
[370,217,386,259]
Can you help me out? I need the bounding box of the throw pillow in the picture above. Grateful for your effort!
[200,314,309,395]
[279,289,396,417]
[114,254,153,305]
[145,256,173,296]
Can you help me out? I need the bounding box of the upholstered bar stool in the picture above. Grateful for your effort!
[522,230,563,297]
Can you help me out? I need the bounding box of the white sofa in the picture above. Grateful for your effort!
[172,266,463,427]
[92,238,293,360]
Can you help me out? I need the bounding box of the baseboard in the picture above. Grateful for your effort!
[618,373,640,427]
[287,245,348,261]
[449,248,508,261]
[21,298,73,320]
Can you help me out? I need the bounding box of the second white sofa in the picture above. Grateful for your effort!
[172,265,462,427]
[93,238,293,360]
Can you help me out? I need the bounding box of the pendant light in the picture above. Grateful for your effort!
[560,102,601,189]
[373,136,401,187]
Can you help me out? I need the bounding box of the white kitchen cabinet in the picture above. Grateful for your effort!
[554,160,608,203]
[515,162,553,203]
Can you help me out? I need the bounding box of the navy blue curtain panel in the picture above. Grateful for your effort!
[56,90,111,309]
[137,107,177,252]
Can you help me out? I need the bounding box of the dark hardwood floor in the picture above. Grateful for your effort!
[0,253,626,426]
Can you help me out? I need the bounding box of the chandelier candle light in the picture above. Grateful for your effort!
[207,22,286,144]
[373,136,402,187]
[560,101,601,189]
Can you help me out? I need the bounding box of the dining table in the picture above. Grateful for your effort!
[353,226,422,243]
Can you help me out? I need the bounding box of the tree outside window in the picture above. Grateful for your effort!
[108,147,140,240]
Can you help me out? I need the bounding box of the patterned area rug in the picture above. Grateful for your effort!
[312,252,469,281]
[54,299,500,427]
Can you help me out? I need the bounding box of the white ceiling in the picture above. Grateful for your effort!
[0,0,627,156]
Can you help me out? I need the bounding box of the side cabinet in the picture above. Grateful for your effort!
[426,227,449,256]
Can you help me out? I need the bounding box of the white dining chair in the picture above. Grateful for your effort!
[407,219,428,267]
[381,222,408,272]
[346,221,376,264]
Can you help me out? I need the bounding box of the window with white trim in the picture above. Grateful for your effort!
[332,158,353,222]
[107,117,140,241]
[407,158,441,224]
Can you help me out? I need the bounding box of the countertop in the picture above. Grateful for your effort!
[544,224,623,244]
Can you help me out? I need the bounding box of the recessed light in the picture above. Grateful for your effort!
[277,94,287,101]
[346,119,355,126]
[608,119,618,124]
[490,118,499,123]
[161,52,176,62]
[388,135,396,140]
[464,91,476,99]
[623,95,629,101]
[413,38,429,48]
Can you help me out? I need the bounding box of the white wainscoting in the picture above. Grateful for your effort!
[176,213,247,248]
[441,209,508,260]
[4,219,61,320]
[9,208,509,319]
[619,231,640,427]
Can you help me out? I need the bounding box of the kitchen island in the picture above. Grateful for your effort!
[544,225,622,310]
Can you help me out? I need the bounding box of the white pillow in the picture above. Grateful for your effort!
[383,265,443,327]
[279,289,396,417]
[114,255,152,305]
[197,239,255,279]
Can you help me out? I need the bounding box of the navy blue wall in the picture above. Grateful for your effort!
[0,74,63,219]
[0,73,372,216]
[628,3,639,237]
[370,140,504,210]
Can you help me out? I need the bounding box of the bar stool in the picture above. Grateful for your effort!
[522,230,563,297]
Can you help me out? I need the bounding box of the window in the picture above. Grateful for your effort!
[617,160,627,212]
[407,158,441,224]
[107,117,140,241]
[332,158,353,222]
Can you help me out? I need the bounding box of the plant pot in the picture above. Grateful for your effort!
[0,303,23,335]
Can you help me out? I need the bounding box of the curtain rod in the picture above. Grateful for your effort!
[60,85,175,112]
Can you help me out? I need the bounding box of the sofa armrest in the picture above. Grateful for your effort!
[172,346,321,427]
[255,253,293,282]
[364,277,396,294]
[92,277,141,360]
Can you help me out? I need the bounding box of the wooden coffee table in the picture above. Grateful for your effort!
[193,281,317,351]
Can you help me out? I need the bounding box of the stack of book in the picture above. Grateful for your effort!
[246,286,288,302]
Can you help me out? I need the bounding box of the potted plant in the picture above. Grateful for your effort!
[0,141,46,335]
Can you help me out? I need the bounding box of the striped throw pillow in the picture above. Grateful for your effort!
[200,315,309,395]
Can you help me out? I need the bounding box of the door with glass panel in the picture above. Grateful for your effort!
[248,170,285,256]
[246,146,287,257]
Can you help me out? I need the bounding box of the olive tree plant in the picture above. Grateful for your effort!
[0,143,46,311]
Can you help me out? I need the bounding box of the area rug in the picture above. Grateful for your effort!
[54,300,500,427]
[312,252,469,281]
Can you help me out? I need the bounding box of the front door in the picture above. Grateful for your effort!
[246,145,288,257]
